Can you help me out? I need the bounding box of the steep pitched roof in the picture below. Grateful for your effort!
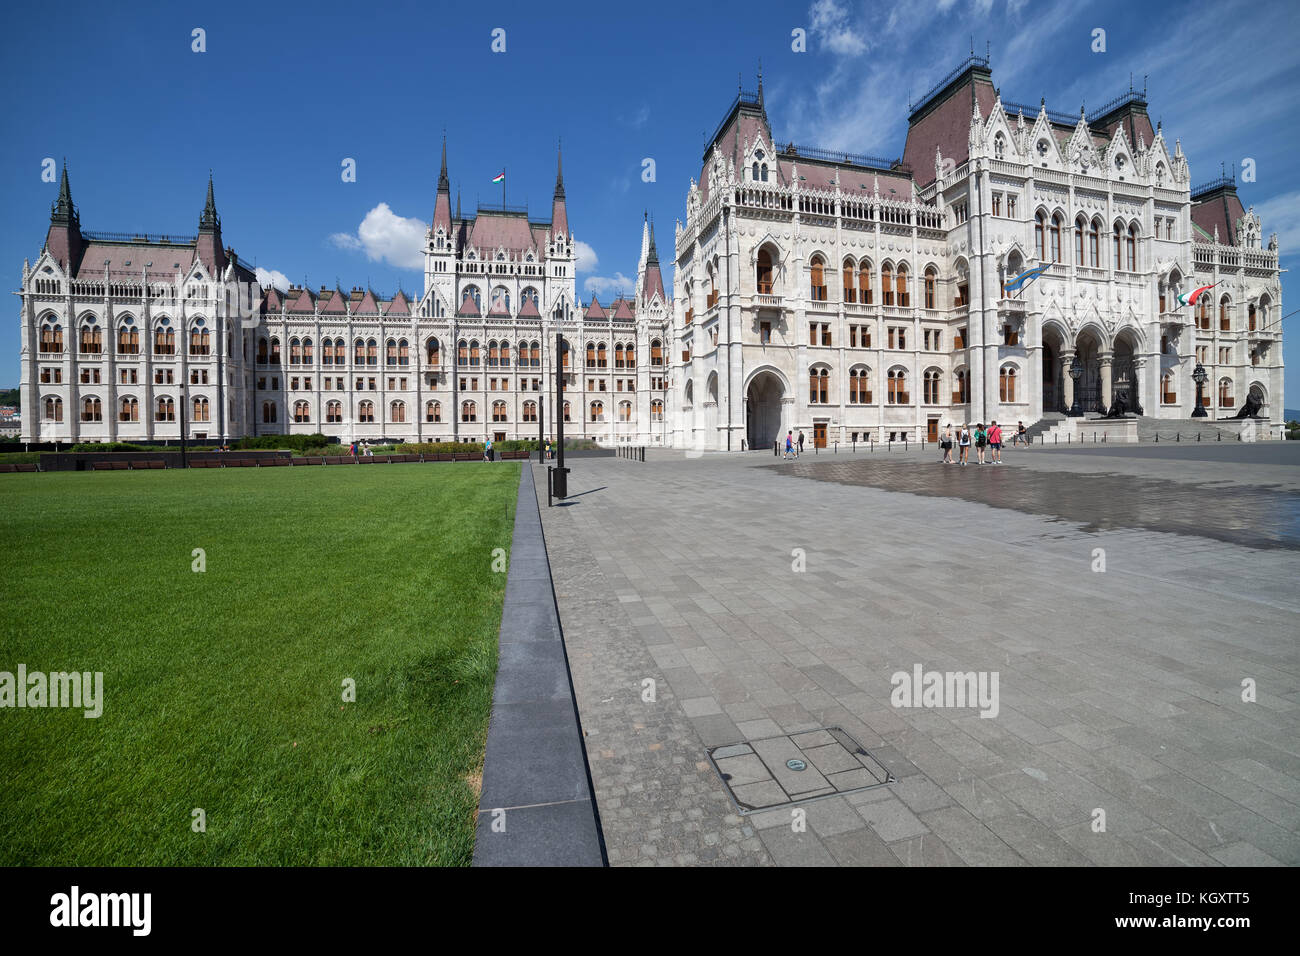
[288,287,316,312]
[584,295,608,320]
[610,297,635,320]
[902,60,997,186]
[385,290,412,315]
[1191,183,1247,246]
[353,289,381,314]
[518,295,541,318]
[319,288,348,313]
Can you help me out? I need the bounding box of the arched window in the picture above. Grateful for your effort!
[390,401,406,423]
[597,342,608,368]
[618,401,632,422]
[809,255,827,301]
[387,338,399,366]
[1050,214,1062,263]
[1035,211,1047,261]
[590,400,604,421]
[529,341,541,367]
[427,337,441,364]
[457,339,468,366]
[155,321,175,356]
[355,338,367,365]
[1198,294,1212,330]
[157,397,176,422]
[366,338,378,366]
[117,318,139,355]
[923,369,941,404]
[842,260,856,303]
[586,342,596,369]
[849,368,871,404]
[81,396,102,422]
[651,399,664,421]
[333,338,346,365]
[460,400,476,422]
[44,396,63,421]
[492,400,507,422]
[523,400,537,423]
[1075,216,1086,265]
[193,397,211,422]
[1218,378,1234,408]
[1220,295,1232,332]
[327,401,343,423]
[119,397,139,422]
[487,340,500,367]
[302,338,314,365]
[887,368,908,405]
[423,400,440,423]
[1161,371,1177,404]
[1248,303,1257,332]
[499,341,511,368]
[79,322,102,354]
[292,400,309,423]
[290,338,302,365]
[752,161,760,182]
[270,337,281,365]
[809,366,829,404]
[756,247,774,294]
[858,260,872,304]
[625,343,635,368]
[1126,223,1138,272]
[994,133,1006,160]
[924,267,937,309]
[1113,223,1123,271]
[952,368,969,404]
[469,340,480,367]
[1089,218,1101,267]
[650,339,663,366]
[358,401,375,423]
[999,365,1017,402]
[895,264,909,307]
[261,401,276,423]
[881,263,894,305]
[39,319,64,354]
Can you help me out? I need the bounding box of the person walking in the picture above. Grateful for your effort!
[784,431,795,461]
[989,421,1003,464]
[974,423,987,464]
[797,431,806,456]
[941,424,954,464]
[483,437,493,462]
[958,424,970,465]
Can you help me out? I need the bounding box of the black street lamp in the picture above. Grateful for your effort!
[1191,362,1208,417]
[1068,355,1083,417]
[552,331,570,497]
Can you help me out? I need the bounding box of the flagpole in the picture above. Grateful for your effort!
[502,166,506,208]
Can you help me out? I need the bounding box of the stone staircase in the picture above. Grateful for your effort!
[1028,412,1240,445]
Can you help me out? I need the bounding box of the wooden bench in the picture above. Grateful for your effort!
[129,461,166,470]
[15,463,37,472]
[265,457,291,466]
[0,463,17,473]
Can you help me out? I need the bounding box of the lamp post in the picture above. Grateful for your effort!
[180,383,189,468]
[1068,355,1083,417]
[1191,362,1208,417]
[552,330,569,497]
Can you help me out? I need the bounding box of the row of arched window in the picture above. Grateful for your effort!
[1036,211,1141,272]
[43,396,211,423]
[38,316,209,356]
[803,366,1015,405]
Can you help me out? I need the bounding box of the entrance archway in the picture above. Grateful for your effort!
[1074,326,1105,413]
[1042,323,1066,413]
[745,369,785,450]
[1112,327,1141,414]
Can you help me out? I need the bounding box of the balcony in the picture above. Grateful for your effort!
[754,293,783,309]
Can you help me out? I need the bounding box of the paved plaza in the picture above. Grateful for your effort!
[535,443,1300,866]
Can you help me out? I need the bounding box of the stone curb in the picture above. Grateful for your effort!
[472,462,606,866]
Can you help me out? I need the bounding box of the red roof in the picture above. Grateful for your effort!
[320,288,348,313]
[385,290,412,315]
[518,295,541,318]
[584,295,607,319]
[353,289,381,313]
[288,287,316,312]
[903,69,996,186]
[457,295,480,317]
[1192,187,1247,246]
[611,297,634,320]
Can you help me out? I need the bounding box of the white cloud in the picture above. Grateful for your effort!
[573,240,599,273]
[1250,190,1300,257]
[810,0,867,56]
[330,203,426,270]
[255,267,290,292]
[584,273,634,299]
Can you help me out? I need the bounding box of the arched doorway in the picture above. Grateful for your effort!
[746,370,785,450]
[1112,327,1142,414]
[1074,326,1105,413]
[1041,324,1066,413]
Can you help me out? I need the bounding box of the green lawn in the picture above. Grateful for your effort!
[0,462,520,865]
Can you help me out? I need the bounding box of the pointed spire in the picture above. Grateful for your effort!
[438,134,450,192]
[456,188,461,220]
[51,158,77,225]
[553,140,565,200]
[199,172,219,232]
[647,218,658,264]
[757,58,764,107]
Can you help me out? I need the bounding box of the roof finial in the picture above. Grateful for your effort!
[438,133,449,192]
[200,172,219,231]
[757,58,764,106]
[554,140,565,200]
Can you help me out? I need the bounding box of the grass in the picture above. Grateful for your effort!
[0,462,520,865]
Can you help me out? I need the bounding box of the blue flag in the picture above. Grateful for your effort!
[1004,264,1051,294]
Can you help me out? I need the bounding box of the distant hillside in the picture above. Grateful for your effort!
[0,388,18,408]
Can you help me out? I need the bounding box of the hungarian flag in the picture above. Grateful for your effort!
[492,171,505,184]
[1177,283,1217,307]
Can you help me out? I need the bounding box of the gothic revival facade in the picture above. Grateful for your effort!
[671,60,1284,450]
[18,146,672,445]
[16,60,1284,447]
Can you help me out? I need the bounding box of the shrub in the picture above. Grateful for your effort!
[233,433,335,453]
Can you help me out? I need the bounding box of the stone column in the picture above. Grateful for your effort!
[1060,349,1076,413]
[1099,351,1113,414]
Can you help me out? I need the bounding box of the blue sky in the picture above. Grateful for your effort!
[3,0,1298,406]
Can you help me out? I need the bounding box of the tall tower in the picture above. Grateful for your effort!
[425,136,455,304]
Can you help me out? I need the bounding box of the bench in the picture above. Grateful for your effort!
[0,463,16,473]
[265,457,291,466]
[454,452,477,461]
[129,461,166,470]
[15,463,38,472]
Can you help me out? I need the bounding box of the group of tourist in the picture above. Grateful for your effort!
[347,440,376,458]
[938,421,1028,466]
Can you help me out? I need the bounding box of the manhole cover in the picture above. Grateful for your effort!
[707,726,895,814]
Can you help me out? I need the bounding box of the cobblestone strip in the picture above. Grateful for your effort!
[535,464,772,866]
